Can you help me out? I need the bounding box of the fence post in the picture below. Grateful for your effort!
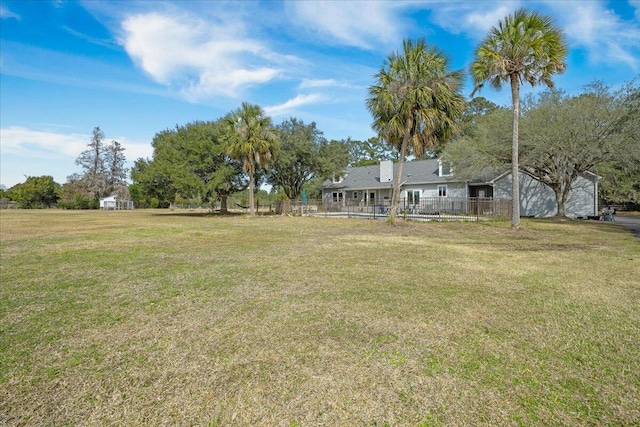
[476,198,479,222]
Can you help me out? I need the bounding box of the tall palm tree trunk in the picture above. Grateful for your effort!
[248,170,256,215]
[388,116,413,225]
[510,75,521,228]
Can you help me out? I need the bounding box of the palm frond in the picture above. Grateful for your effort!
[470,7,568,95]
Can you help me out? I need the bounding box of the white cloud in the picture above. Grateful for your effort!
[120,11,285,100]
[1,41,169,98]
[0,127,153,187]
[427,1,639,71]
[299,78,339,89]
[0,5,20,20]
[63,25,118,50]
[0,127,88,159]
[0,126,152,163]
[264,93,325,117]
[631,0,640,20]
[547,1,640,71]
[115,138,154,161]
[285,1,406,49]
[426,1,520,37]
[297,78,357,90]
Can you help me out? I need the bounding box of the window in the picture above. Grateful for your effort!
[369,192,375,201]
[407,190,420,204]
[438,185,447,197]
[332,175,344,183]
[353,191,358,199]
[439,161,452,176]
[332,192,343,202]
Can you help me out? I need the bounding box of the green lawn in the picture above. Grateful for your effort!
[1,209,638,426]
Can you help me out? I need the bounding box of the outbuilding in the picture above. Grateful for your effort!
[99,195,134,210]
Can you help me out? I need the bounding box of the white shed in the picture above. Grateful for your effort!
[100,195,133,210]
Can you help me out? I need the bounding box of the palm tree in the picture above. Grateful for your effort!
[224,102,279,215]
[367,38,465,225]
[470,8,568,228]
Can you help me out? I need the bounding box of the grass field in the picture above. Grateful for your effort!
[1,209,639,426]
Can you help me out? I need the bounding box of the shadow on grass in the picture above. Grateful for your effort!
[149,211,239,218]
[150,211,280,218]
[528,217,636,238]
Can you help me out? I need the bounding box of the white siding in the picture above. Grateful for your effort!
[445,182,467,198]
[566,174,598,217]
[494,172,598,218]
[99,196,117,209]
[402,182,466,198]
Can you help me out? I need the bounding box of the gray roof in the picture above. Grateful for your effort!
[321,159,461,191]
[321,159,602,192]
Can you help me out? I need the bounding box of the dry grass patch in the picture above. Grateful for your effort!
[1,210,639,426]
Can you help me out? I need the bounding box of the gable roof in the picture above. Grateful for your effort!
[321,159,461,191]
[489,169,603,184]
[321,159,603,194]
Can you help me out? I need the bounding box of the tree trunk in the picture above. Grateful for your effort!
[551,184,566,217]
[556,190,567,217]
[558,179,574,217]
[387,116,413,225]
[510,75,521,228]
[219,194,228,214]
[248,170,256,215]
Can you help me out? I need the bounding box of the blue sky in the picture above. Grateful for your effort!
[1,0,639,189]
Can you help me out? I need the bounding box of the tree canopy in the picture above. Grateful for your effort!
[348,136,397,166]
[223,103,279,215]
[444,82,638,216]
[519,85,626,216]
[594,79,640,207]
[8,176,60,208]
[75,126,107,200]
[131,121,246,212]
[442,107,513,180]
[70,126,129,207]
[266,118,324,200]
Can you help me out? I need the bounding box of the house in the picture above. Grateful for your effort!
[99,195,134,210]
[320,159,601,218]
